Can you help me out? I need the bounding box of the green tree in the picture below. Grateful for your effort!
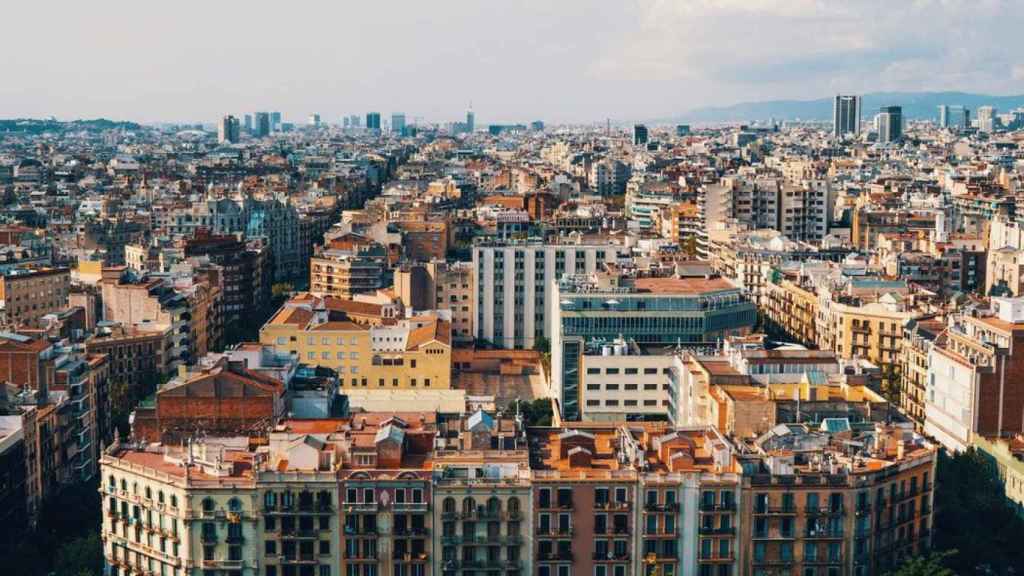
[533,336,551,354]
[511,398,553,427]
[53,533,104,576]
[885,551,956,576]
[932,448,1024,574]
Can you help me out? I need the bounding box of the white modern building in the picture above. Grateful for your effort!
[472,239,631,349]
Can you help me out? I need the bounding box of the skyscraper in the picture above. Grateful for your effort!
[254,112,271,138]
[308,113,321,128]
[365,112,381,132]
[270,111,282,132]
[978,106,997,132]
[633,123,649,146]
[940,105,970,130]
[243,114,253,134]
[466,108,475,133]
[832,95,861,137]
[391,113,406,135]
[217,115,240,144]
[877,106,903,143]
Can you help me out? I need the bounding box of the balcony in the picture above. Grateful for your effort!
[753,505,797,515]
[538,526,574,537]
[698,553,735,563]
[699,501,736,512]
[752,531,795,541]
[539,551,574,562]
[342,502,379,513]
[643,502,678,512]
[392,552,430,562]
[804,530,844,540]
[392,501,429,512]
[594,500,631,511]
[593,552,630,562]
[698,526,735,536]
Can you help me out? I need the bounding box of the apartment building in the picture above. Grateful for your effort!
[738,423,936,576]
[85,321,172,408]
[393,261,474,342]
[925,297,1024,451]
[310,234,387,299]
[184,231,270,324]
[472,239,630,349]
[0,267,71,328]
[259,295,452,390]
[898,319,944,431]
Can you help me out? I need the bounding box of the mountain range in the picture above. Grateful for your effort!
[663,92,1024,125]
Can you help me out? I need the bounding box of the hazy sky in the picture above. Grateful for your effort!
[3,0,1023,124]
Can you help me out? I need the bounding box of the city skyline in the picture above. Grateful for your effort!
[4,1,1024,124]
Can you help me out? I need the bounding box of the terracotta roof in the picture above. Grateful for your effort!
[633,276,737,294]
[406,319,451,349]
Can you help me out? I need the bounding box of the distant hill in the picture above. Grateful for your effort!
[664,92,1024,124]
[0,118,142,134]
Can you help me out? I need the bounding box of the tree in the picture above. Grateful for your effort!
[931,448,1024,574]
[533,336,550,354]
[886,551,956,576]
[52,533,104,576]
[511,398,553,427]
[271,282,294,301]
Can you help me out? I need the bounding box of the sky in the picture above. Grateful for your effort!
[2,0,1023,125]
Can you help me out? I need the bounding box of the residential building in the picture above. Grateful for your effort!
[0,267,71,328]
[472,239,630,349]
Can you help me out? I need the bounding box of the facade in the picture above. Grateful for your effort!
[0,267,71,328]
[877,106,903,143]
[259,295,452,391]
[185,231,270,324]
[833,95,861,137]
[472,240,630,349]
[218,115,241,144]
[310,235,387,299]
[578,338,675,422]
[925,297,1024,451]
[551,272,756,420]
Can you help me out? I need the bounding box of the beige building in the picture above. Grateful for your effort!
[394,261,475,342]
[259,294,453,390]
[0,267,71,328]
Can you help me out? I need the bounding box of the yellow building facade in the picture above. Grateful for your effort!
[259,298,452,390]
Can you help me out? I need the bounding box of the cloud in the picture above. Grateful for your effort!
[0,0,1021,123]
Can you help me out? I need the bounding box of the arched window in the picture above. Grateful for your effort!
[120,479,127,492]
[264,492,277,510]
[443,497,456,514]
[202,497,216,512]
[170,495,178,508]
[132,482,138,495]
[462,497,475,516]
[507,497,521,517]
[228,498,243,513]
[145,486,152,500]
[487,497,501,515]
[108,475,116,491]
[158,491,165,504]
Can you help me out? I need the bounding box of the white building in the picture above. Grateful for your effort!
[472,239,630,349]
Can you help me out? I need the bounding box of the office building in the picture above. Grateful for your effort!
[877,106,902,143]
[366,112,382,132]
[676,124,691,137]
[472,239,630,350]
[254,112,271,138]
[977,105,998,132]
[551,271,756,420]
[633,124,649,146]
[832,95,861,137]
[309,113,321,128]
[466,107,475,133]
[243,113,253,134]
[392,113,407,135]
[938,105,970,130]
[216,114,239,144]
[270,111,282,131]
